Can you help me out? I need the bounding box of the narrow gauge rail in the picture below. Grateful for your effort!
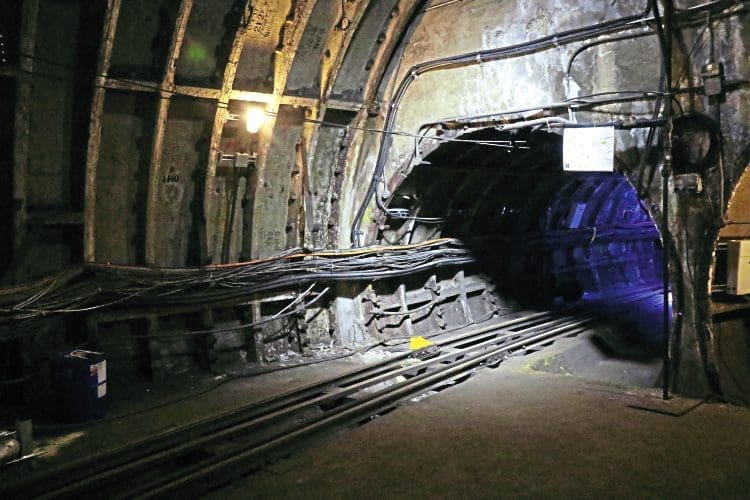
[2,311,591,499]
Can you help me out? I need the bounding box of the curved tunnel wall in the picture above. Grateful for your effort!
[379,128,665,342]
[1,0,747,400]
[337,1,748,396]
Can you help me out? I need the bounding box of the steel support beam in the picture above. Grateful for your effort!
[83,0,121,262]
[144,0,193,265]
[102,78,361,111]
[202,1,254,264]
[11,0,40,281]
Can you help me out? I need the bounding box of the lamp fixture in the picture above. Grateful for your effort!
[245,106,266,134]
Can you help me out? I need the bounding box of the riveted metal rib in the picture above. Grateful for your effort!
[202,1,254,264]
[144,0,194,265]
[11,0,40,279]
[83,0,122,262]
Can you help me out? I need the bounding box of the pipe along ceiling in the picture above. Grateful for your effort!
[379,128,666,352]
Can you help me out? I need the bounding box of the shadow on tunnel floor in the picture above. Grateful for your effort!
[527,285,667,389]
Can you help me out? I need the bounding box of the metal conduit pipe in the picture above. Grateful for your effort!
[564,30,655,80]
[350,7,652,246]
[650,0,676,399]
[419,91,667,131]
[350,0,746,246]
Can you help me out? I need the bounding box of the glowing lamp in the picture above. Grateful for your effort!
[245,106,266,133]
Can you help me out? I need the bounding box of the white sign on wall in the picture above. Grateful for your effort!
[563,126,615,172]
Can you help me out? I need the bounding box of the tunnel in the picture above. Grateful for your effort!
[375,128,667,363]
[2,0,750,495]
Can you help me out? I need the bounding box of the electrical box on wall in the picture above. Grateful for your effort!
[727,240,750,295]
[562,127,615,172]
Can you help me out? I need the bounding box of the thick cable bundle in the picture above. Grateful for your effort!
[0,239,474,337]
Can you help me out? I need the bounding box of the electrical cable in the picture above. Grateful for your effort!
[267,109,529,147]
[565,29,655,80]
[349,0,747,247]
[6,26,740,158]
[4,54,521,150]
[419,0,467,13]
[6,57,183,98]
[351,4,655,247]
[677,22,711,85]
[5,55,541,153]
[427,90,672,128]
[374,185,445,224]
[271,283,317,319]
[0,373,34,386]
[5,18,710,161]
[125,288,329,339]
[0,239,476,335]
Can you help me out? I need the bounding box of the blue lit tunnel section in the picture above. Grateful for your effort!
[380,128,666,352]
[544,172,667,348]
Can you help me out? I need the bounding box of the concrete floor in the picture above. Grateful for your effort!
[15,354,372,468]
[8,331,750,498]
[209,342,750,499]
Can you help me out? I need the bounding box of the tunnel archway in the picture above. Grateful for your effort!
[376,128,667,362]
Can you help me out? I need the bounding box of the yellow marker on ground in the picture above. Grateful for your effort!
[409,336,433,350]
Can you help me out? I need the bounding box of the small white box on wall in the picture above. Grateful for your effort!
[563,127,615,172]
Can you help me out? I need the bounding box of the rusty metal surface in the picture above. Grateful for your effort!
[145,0,194,266]
[174,0,243,88]
[328,1,421,248]
[328,0,400,102]
[363,270,503,340]
[283,0,340,97]
[353,0,420,108]
[248,106,306,259]
[10,0,39,281]
[272,0,319,98]
[202,1,253,264]
[108,0,178,81]
[285,137,306,248]
[319,0,371,102]
[84,0,121,262]
[305,111,356,248]
[234,0,292,92]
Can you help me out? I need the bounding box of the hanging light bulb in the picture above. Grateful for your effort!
[245,106,266,133]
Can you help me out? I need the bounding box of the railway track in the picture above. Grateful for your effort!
[1,311,592,499]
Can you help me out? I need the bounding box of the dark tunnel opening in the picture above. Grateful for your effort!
[378,128,668,362]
